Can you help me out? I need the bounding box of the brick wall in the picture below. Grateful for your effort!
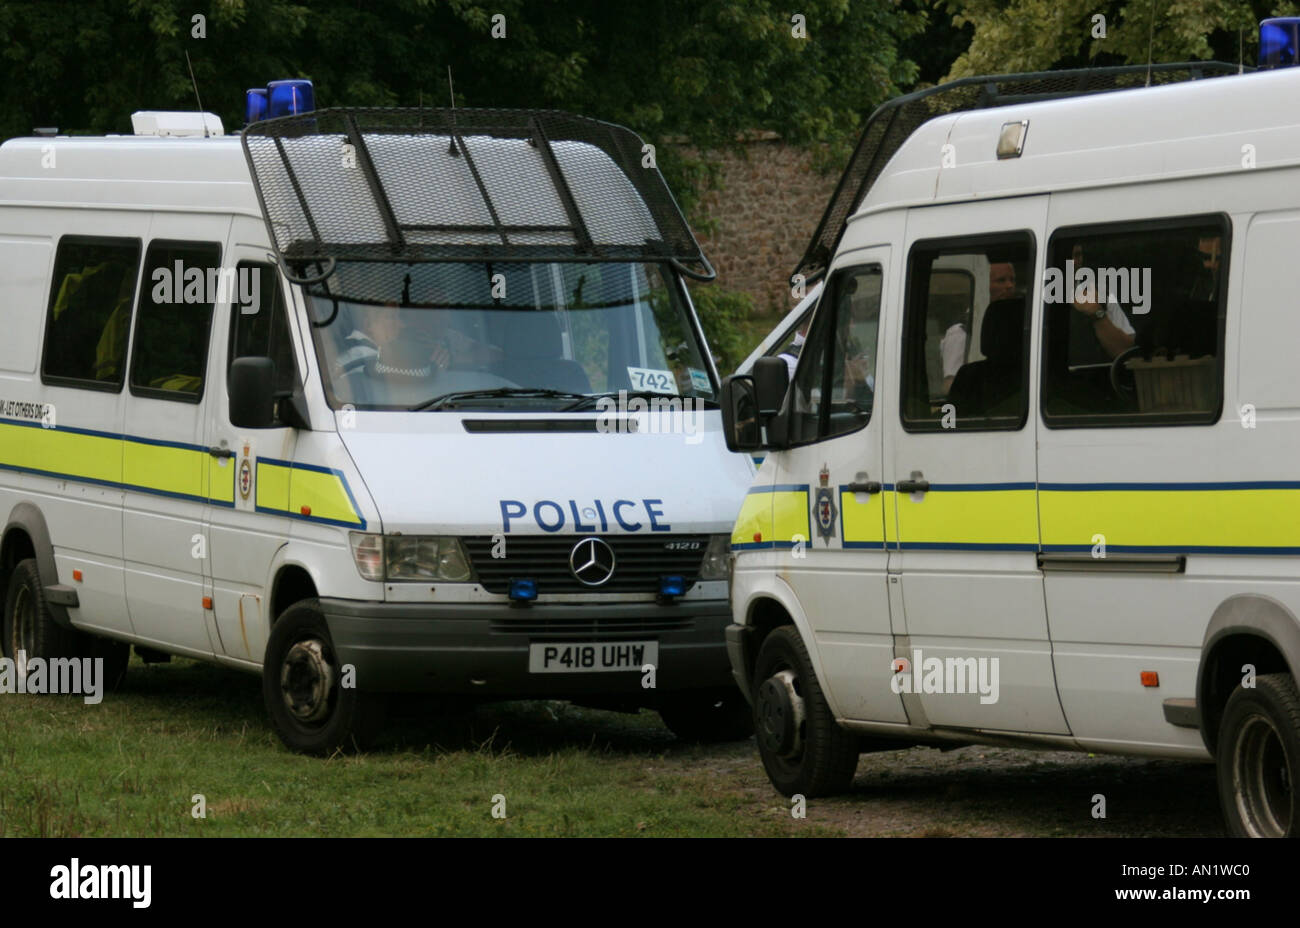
[679,134,840,320]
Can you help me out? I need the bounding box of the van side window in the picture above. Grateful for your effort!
[229,261,298,400]
[787,264,881,445]
[40,237,142,389]
[129,240,222,401]
[1041,215,1227,427]
[901,234,1034,431]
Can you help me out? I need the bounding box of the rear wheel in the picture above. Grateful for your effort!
[262,599,385,755]
[2,558,127,690]
[658,688,753,743]
[752,625,858,797]
[1217,672,1299,837]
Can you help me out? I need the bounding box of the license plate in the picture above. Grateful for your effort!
[528,641,658,673]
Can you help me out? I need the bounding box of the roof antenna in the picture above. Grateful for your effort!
[447,66,459,157]
[1239,27,1244,74]
[1144,0,1156,87]
[184,49,208,137]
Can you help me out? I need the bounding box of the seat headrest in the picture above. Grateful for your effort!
[979,297,1025,363]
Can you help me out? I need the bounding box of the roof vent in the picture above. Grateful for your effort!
[130,112,225,137]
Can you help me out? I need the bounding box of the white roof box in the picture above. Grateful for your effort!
[131,111,225,138]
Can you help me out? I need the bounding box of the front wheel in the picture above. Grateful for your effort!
[262,599,385,755]
[752,625,858,797]
[1216,672,1299,837]
[658,688,753,743]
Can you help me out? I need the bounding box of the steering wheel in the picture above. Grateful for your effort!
[1108,344,1144,400]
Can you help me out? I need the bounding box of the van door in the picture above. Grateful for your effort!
[1036,204,1231,752]
[121,221,228,655]
[768,247,907,723]
[202,233,299,663]
[885,198,1069,734]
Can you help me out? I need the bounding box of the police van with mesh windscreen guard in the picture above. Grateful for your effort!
[0,81,755,753]
[722,21,1300,837]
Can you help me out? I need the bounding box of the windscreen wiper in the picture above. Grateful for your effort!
[561,390,719,411]
[411,388,589,411]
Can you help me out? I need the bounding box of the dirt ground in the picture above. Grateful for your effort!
[444,701,1225,837]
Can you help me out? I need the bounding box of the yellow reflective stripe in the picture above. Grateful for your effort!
[771,488,810,546]
[206,457,236,505]
[731,491,772,547]
[123,439,203,500]
[290,466,363,527]
[883,490,899,546]
[896,487,1038,548]
[256,460,292,512]
[0,421,122,484]
[256,459,363,527]
[1040,487,1300,551]
[840,488,886,546]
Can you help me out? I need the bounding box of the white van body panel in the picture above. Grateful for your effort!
[733,66,1300,762]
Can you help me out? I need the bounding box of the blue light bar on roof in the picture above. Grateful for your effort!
[267,79,315,119]
[245,89,268,125]
[1259,18,1300,68]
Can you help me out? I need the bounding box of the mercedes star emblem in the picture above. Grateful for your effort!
[569,537,616,586]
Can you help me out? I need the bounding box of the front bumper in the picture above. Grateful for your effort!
[322,598,734,697]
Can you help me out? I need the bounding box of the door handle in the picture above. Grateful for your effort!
[846,481,882,494]
[896,471,929,494]
[208,446,236,459]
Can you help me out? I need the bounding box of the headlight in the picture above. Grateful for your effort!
[698,534,731,580]
[385,535,473,582]
[348,533,474,582]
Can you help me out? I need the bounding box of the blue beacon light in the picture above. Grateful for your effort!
[1259,18,1300,68]
[244,89,268,125]
[267,79,316,118]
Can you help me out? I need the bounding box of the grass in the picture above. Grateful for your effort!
[0,653,835,837]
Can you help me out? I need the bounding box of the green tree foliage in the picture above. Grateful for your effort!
[0,1,924,205]
[938,0,1300,80]
[1,1,927,357]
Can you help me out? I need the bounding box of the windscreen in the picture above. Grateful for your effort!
[309,260,715,411]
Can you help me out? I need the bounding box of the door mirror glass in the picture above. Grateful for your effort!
[721,375,762,452]
[752,356,790,416]
[229,356,276,429]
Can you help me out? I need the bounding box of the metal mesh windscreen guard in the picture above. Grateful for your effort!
[794,61,1247,287]
[241,107,713,302]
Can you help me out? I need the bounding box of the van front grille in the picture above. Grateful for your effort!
[463,534,709,595]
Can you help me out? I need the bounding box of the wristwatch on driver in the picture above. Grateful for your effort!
[1092,306,1107,321]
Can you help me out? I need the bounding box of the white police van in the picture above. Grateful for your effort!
[0,81,754,752]
[722,22,1300,836]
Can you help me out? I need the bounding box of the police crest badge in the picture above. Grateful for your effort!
[814,464,837,544]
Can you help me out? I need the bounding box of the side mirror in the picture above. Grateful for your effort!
[229,357,277,429]
[720,375,762,452]
[753,356,790,416]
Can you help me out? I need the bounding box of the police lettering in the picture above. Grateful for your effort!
[499,498,670,533]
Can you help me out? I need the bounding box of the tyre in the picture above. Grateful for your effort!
[3,558,81,665]
[658,688,753,743]
[1216,672,1299,837]
[751,625,858,797]
[3,559,131,694]
[262,598,385,755]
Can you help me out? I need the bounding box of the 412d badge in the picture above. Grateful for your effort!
[815,464,837,544]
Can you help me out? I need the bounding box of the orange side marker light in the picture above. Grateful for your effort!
[1140,671,1159,687]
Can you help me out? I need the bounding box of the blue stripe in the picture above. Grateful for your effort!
[1039,481,1300,491]
[745,483,810,495]
[1043,543,1300,555]
[926,482,1035,492]
[899,542,1040,551]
